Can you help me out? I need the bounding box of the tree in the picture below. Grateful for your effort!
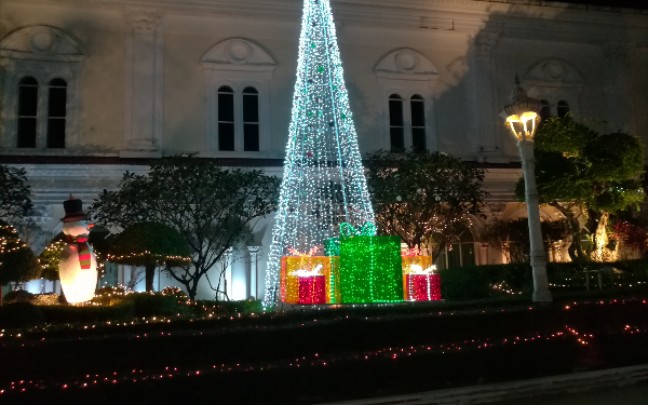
[107,222,191,292]
[262,0,376,307]
[365,149,487,257]
[518,115,645,263]
[89,155,279,301]
[0,224,41,305]
[483,218,570,264]
[38,236,66,292]
[0,165,33,222]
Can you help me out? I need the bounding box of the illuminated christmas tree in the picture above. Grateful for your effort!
[263,0,375,306]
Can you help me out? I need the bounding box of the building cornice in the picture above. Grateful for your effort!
[6,0,646,29]
[0,155,287,167]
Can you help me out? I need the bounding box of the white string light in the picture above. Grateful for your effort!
[263,0,375,307]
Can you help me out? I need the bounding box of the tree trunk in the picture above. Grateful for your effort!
[145,263,156,292]
[187,279,198,302]
[550,202,587,264]
[593,211,610,262]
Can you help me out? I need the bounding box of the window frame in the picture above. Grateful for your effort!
[214,83,262,153]
[374,48,439,152]
[46,78,68,149]
[386,91,429,152]
[201,38,276,157]
[17,77,39,148]
[524,59,584,124]
[217,85,236,151]
[242,86,259,152]
[0,26,82,153]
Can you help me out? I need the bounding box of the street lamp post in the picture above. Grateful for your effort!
[500,77,553,303]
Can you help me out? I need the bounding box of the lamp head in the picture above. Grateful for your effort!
[500,76,542,142]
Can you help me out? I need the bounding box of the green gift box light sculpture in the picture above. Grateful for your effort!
[337,223,403,303]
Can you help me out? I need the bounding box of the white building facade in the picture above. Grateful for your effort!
[1,0,647,300]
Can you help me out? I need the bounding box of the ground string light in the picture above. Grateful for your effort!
[1,298,646,398]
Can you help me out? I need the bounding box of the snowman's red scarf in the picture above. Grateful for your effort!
[74,236,92,270]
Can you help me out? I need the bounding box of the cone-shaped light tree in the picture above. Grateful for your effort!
[263,0,375,306]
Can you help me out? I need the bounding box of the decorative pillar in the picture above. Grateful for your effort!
[470,32,501,161]
[247,246,260,299]
[122,8,164,157]
[224,247,233,298]
[477,243,489,266]
[602,42,631,132]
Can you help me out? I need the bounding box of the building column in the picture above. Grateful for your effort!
[602,42,631,132]
[247,246,260,299]
[224,247,233,299]
[122,8,164,157]
[477,243,489,266]
[470,32,501,161]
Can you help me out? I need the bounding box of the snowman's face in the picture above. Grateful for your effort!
[62,220,90,238]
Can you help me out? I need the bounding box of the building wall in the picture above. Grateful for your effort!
[1,0,647,299]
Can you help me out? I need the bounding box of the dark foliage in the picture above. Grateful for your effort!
[366,149,487,256]
[0,165,32,222]
[89,155,280,300]
[0,224,41,286]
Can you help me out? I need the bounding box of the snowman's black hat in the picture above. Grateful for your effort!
[62,195,87,223]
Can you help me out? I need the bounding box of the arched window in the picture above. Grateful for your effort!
[375,49,438,152]
[524,59,582,126]
[389,94,404,151]
[17,77,38,148]
[540,99,551,121]
[218,86,235,151]
[557,100,570,118]
[1,26,82,151]
[47,78,67,148]
[202,38,276,154]
[436,223,475,270]
[410,95,426,152]
[243,87,259,151]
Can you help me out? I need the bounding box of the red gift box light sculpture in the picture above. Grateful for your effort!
[402,254,442,301]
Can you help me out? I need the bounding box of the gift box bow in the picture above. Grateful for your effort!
[339,222,377,238]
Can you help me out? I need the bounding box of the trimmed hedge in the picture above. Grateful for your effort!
[197,299,263,316]
[118,293,186,317]
[440,259,648,301]
[440,263,533,300]
[0,293,190,328]
[0,302,45,328]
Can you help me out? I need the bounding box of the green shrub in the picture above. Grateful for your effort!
[609,259,648,278]
[161,286,189,304]
[119,293,185,317]
[439,263,533,301]
[3,289,35,304]
[547,259,648,290]
[438,259,648,302]
[0,302,44,328]
[39,304,135,324]
[197,299,263,316]
[547,262,586,289]
[33,293,60,306]
[438,267,492,300]
[91,285,129,306]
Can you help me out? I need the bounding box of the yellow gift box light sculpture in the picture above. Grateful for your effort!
[280,248,340,304]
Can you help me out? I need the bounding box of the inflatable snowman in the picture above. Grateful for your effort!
[58,196,98,304]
